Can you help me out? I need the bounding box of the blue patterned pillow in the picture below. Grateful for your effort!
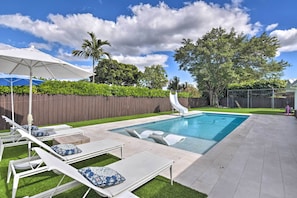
[78,167,125,188]
[31,129,49,137]
[51,144,82,156]
[22,125,39,131]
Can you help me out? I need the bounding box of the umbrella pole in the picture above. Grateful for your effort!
[27,68,33,157]
[10,81,15,131]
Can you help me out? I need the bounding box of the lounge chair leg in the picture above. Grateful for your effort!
[0,139,4,161]
[12,174,20,198]
[49,175,66,197]
[7,160,13,183]
[120,147,123,159]
[170,165,173,185]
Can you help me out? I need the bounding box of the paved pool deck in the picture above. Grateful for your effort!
[80,111,297,198]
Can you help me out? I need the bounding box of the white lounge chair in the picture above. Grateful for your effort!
[125,128,164,139]
[2,115,73,137]
[28,147,174,198]
[0,115,81,161]
[149,134,186,146]
[1,115,74,143]
[7,128,124,198]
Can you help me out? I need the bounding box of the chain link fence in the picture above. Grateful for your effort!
[226,88,294,108]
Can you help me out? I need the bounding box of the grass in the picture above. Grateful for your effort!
[66,111,172,128]
[193,107,286,115]
[0,107,288,197]
[0,144,206,198]
[64,107,286,128]
[0,108,287,131]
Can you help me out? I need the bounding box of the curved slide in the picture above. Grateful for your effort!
[169,92,188,115]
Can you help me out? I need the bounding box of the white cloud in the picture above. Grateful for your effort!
[56,48,82,61]
[266,23,278,32]
[113,54,168,71]
[0,1,260,68]
[28,42,52,51]
[74,64,93,73]
[270,28,297,53]
[110,1,259,55]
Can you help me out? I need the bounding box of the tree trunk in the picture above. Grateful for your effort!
[214,93,220,107]
[209,90,214,106]
[92,59,95,83]
[208,89,220,107]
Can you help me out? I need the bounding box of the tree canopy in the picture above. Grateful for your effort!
[228,79,287,90]
[93,60,168,89]
[139,65,168,89]
[174,27,290,106]
[95,59,141,85]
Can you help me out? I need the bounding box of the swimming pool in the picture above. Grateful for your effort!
[111,112,249,154]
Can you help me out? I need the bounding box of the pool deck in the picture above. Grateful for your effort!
[80,111,297,198]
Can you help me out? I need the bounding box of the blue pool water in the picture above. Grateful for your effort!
[111,112,249,154]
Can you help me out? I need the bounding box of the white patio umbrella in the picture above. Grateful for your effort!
[0,46,93,155]
[0,73,44,129]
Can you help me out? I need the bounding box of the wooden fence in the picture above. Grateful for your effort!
[2,93,291,130]
[0,94,207,130]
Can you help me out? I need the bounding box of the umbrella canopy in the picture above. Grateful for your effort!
[0,46,93,156]
[0,46,92,79]
[0,73,44,86]
[0,73,44,126]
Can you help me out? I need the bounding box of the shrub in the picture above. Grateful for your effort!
[0,80,190,98]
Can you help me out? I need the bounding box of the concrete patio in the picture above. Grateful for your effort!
[80,112,297,198]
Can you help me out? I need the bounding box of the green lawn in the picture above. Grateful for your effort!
[0,144,206,198]
[0,107,288,197]
[193,107,286,115]
[64,107,286,128]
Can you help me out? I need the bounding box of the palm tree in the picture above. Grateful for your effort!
[167,76,180,91]
[72,32,111,83]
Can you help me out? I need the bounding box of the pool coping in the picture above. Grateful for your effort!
[80,111,297,198]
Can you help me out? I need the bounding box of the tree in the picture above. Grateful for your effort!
[174,27,289,106]
[72,32,111,83]
[95,59,141,85]
[184,84,201,98]
[167,76,180,91]
[167,76,188,91]
[139,65,168,89]
[175,28,237,106]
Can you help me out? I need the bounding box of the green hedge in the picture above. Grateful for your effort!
[0,80,189,98]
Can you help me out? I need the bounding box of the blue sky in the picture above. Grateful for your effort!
[0,0,296,84]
